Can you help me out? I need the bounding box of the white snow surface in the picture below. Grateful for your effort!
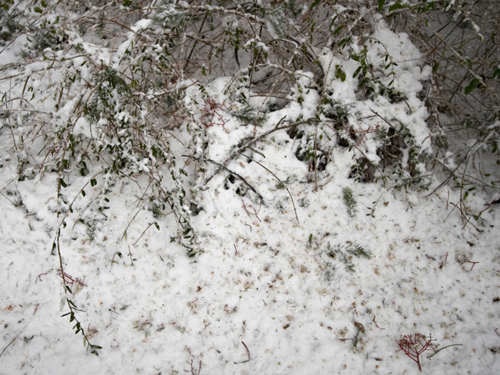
[1,14,500,375]
[1,157,500,374]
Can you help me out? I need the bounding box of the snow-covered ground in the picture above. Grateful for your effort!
[1,6,500,375]
[2,142,500,374]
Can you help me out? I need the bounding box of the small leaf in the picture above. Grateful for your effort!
[90,178,97,187]
[333,25,344,35]
[311,0,321,8]
[353,66,362,78]
[378,0,385,12]
[389,2,405,12]
[335,65,346,82]
[59,178,68,188]
[464,78,480,94]
[492,68,500,80]
[339,37,351,49]
[154,222,160,230]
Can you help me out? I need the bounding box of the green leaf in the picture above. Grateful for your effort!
[432,62,439,74]
[389,2,405,12]
[311,0,321,8]
[492,141,499,153]
[90,178,97,187]
[378,0,385,12]
[59,178,68,188]
[335,65,346,82]
[464,78,480,94]
[353,66,362,78]
[339,37,351,49]
[154,222,160,230]
[307,234,313,248]
[333,25,344,35]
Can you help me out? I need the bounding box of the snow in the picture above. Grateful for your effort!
[2,162,499,374]
[1,9,500,375]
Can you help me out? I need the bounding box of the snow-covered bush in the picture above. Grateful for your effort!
[385,0,500,210]
[1,0,498,356]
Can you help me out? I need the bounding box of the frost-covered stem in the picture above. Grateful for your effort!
[247,157,299,222]
[187,155,264,203]
[53,228,101,355]
[202,117,310,185]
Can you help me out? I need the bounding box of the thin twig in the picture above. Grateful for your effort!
[242,199,262,222]
[234,341,252,364]
[431,31,500,102]
[0,335,18,358]
[427,344,463,359]
[183,155,264,203]
[202,116,315,184]
[242,341,251,361]
[133,221,163,246]
[244,155,299,222]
